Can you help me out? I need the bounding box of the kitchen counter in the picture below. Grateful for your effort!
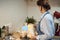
[53,36,60,38]
[21,36,60,40]
[53,36,60,40]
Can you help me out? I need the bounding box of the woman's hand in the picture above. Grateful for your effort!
[27,34,37,39]
[31,35,37,39]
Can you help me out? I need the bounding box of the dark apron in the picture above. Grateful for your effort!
[37,12,52,40]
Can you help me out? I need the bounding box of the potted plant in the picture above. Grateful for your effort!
[25,16,36,24]
[25,16,36,38]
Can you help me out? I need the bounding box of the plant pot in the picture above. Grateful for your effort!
[27,23,35,38]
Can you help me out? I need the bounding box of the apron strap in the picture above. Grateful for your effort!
[38,12,50,35]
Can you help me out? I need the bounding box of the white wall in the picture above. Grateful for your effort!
[0,0,27,32]
[0,0,60,32]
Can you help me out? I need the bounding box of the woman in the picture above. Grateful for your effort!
[33,0,55,40]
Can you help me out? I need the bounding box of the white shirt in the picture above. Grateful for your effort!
[36,11,55,40]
